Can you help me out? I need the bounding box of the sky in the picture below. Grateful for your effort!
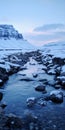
[0,0,65,46]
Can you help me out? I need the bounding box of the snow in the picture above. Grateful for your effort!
[18,57,44,76]
[0,39,35,50]
[61,65,65,73]
[0,24,36,60]
[41,41,65,59]
[0,79,2,83]
[0,63,10,72]
[50,90,61,95]
[26,97,36,102]
[57,76,65,80]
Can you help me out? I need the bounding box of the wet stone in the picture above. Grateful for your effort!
[49,90,63,103]
[32,73,38,78]
[26,97,36,107]
[5,113,23,129]
[0,102,7,109]
[38,98,47,106]
[54,84,61,89]
[35,85,46,92]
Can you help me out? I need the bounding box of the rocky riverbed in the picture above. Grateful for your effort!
[0,49,65,130]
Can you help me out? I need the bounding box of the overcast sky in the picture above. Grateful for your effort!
[0,0,65,33]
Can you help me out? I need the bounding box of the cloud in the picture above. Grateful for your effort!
[34,24,65,32]
[24,24,65,46]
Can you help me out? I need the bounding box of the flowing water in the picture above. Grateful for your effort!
[1,58,65,129]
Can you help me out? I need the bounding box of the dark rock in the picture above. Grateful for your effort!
[20,77,34,81]
[49,90,63,103]
[44,95,50,101]
[5,114,23,128]
[61,80,65,89]
[24,110,38,123]
[26,97,36,107]
[0,67,6,74]
[54,84,61,89]
[33,73,38,78]
[55,67,61,76]
[35,85,46,92]
[52,57,64,65]
[47,69,56,75]
[0,79,4,86]
[1,74,9,81]
[38,98,47,106]
[8,66,20,75]
[0,102,7,109]
[0,92,3,101]
[55,80,61,85]
[38,79,48,84]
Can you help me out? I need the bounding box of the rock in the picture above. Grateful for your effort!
[61,65,65,76]
[42,65,47,71]
[61,80,65,89]
[57,76,65,81]
[0,92,3,101]
[52,57,64,65]
[47,69,56,75]
[55,66,61,76]
[26,97,36,107]
[24,110,38,123]
[0,102,7,109]
[50,90,63,103]
[8,66,20,75]
[1,74,9,81]
[0,79,3,86]
[20,77,34,81]
[38,98,47,106]
[38,79,48,84]
[57,76,65,89]
[5,113,23,128]
[54,84,61,89]
[20,67,27,71]
[32,73,38,78]
[35,85,46,92]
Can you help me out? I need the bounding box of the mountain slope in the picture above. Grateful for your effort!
[0,24,35,50]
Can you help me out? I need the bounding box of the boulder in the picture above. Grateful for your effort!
[38,98,47,106]
[32,73,38,78]
[50,90,63,103]
[35,85,46,92]
[52,57,64,65]
[5,114,23,129]
[26,97,36,107]
[54,84,61,89]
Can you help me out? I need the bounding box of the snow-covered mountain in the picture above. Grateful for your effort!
[0,25,23,40]
[0,24,35,50]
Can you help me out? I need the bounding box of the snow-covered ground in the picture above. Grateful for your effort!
[41,41,65,59]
